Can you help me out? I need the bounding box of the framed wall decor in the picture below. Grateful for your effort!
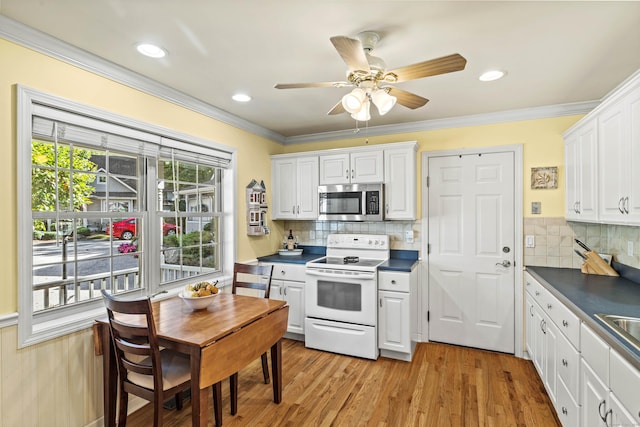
[531,166,558,189]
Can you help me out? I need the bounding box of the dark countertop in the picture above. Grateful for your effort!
[257,247,419,271]
[257,245,326,265]
[526,266,640,370]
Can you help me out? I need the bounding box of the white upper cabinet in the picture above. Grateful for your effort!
[563,69,640,225]
[384,144,417,220]
[271,156,319,220]
[598,83,640,224]
[564,120,598,222]
[319,150,383,184]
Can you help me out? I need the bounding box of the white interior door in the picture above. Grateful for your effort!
[428,152,515,353]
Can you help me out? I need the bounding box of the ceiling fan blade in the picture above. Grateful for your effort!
[387,87,429,109]
[330,36,370,72]
[327,101,346,115]
[274,82,344,89]
[387,53,467,83]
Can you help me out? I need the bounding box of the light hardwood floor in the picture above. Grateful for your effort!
[127,339,560,426]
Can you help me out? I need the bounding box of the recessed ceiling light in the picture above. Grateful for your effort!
[479,70,506,82]
[232,94,252,102]
[136,43,166,58]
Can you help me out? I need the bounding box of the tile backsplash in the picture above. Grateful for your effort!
[525,217,640,269]
[282,220,421,251]
[283,217,640,269]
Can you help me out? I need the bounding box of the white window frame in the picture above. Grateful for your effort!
[17,85,237,347]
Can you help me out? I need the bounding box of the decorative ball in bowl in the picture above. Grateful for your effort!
[178,282,219,310]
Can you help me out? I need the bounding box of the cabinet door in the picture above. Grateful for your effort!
[543,317,558,404]
[319,153,350,184]
[581,359,609,427]
[272,158,297,219]
[384,147,416,220]
[378,290,410,353]
[283,281,305,334]
[609,392,638,427]
[598,102,627,223]
[627,87,640,222]
[350,151,383,183]
[296,156,319,219]
[525,293,536,358]
[533,303,545,376]
[577,122,598,221]
[565,133,580,220]
[269,280,285,301]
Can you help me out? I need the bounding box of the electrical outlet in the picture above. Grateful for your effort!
[628,241,634,256]
[405,230,414,243]
[525,235,535,248]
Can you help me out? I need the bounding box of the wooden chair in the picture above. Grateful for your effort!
[101,290,191,427]
[229,262,274,415]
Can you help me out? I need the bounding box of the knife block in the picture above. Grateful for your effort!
[580,251,619,276]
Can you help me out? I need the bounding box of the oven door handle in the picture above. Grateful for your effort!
[306,269,376,281]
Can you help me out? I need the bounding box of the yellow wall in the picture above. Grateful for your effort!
[0,39,286,314]
[284,116,581,218]
[0,37,581,314]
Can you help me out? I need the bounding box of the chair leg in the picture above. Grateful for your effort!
[230,372,238,415]
[174,390,184,410]
[212,381,222,427]
[117,387,129,427]
[261,352,270,384]
[154,392,164,427]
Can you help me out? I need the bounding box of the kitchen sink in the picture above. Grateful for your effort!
[595,314,640,352]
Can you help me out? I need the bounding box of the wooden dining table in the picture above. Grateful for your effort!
[96,293,289,427]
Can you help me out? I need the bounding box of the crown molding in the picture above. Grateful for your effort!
[283,100,600,145]
[1,15,599,147]
[0,15,286,144]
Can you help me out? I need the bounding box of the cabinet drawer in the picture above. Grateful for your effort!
[580,323,610,385]
[609,349,640,424]
[547,294,580,349]
[556,377,579,427]
[267,263,307,282]
[557,331,580,402]
[378,270,410,292]
[525,273,549,307]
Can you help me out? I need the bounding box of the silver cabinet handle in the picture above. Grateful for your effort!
[283,287,287,296]
[547,303,552,310]
[345,169,349,180]
[624,196,629,214]
[618,197,625,214]
[562,407,568,415]
[562,319,568,327]
[293,205,296,214]
[576,201,581,214]
[379,298,382,308]
[297,205,300,214]
[562,358,568,367]
[599,400,607,422]
[529,305,534,316]
[351,169,354,180]
[535,291,540,296]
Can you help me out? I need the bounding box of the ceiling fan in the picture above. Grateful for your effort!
[274,31,467,120]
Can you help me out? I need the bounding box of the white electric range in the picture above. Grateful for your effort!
[305,234,389,360]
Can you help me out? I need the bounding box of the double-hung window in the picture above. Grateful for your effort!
[17,86,235,346]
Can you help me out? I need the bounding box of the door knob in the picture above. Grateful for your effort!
[496,260,511,268]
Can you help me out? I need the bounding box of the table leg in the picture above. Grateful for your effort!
[100,323,117,427]
[270,339,283,403]
[212,381,223,426]
[190,349,207,427]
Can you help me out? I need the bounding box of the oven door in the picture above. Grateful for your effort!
[305,268,377,326]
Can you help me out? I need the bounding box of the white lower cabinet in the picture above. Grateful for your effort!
[378,266,417,361]
[261,262,306,336]
[579,323,640,427]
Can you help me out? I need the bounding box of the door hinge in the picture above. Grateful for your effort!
[427,243,431,254]
[426,176,430,187]
[427,310,430,322]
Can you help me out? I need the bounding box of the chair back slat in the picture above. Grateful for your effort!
[232,263,274,298]
[101,290,162,392]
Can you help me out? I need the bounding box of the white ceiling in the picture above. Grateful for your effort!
[2,1,640,140]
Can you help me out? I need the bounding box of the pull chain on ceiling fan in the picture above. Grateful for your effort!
[274,31,467,121]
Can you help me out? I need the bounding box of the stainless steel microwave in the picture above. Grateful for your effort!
[318,183,384,221]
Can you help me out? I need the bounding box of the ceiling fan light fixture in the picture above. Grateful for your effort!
[350,98,371,121]
[371,89,397,115]
[342,88,367,114]
[479,70,506,82]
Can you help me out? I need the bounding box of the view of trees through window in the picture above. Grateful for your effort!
[30,135,222,313]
